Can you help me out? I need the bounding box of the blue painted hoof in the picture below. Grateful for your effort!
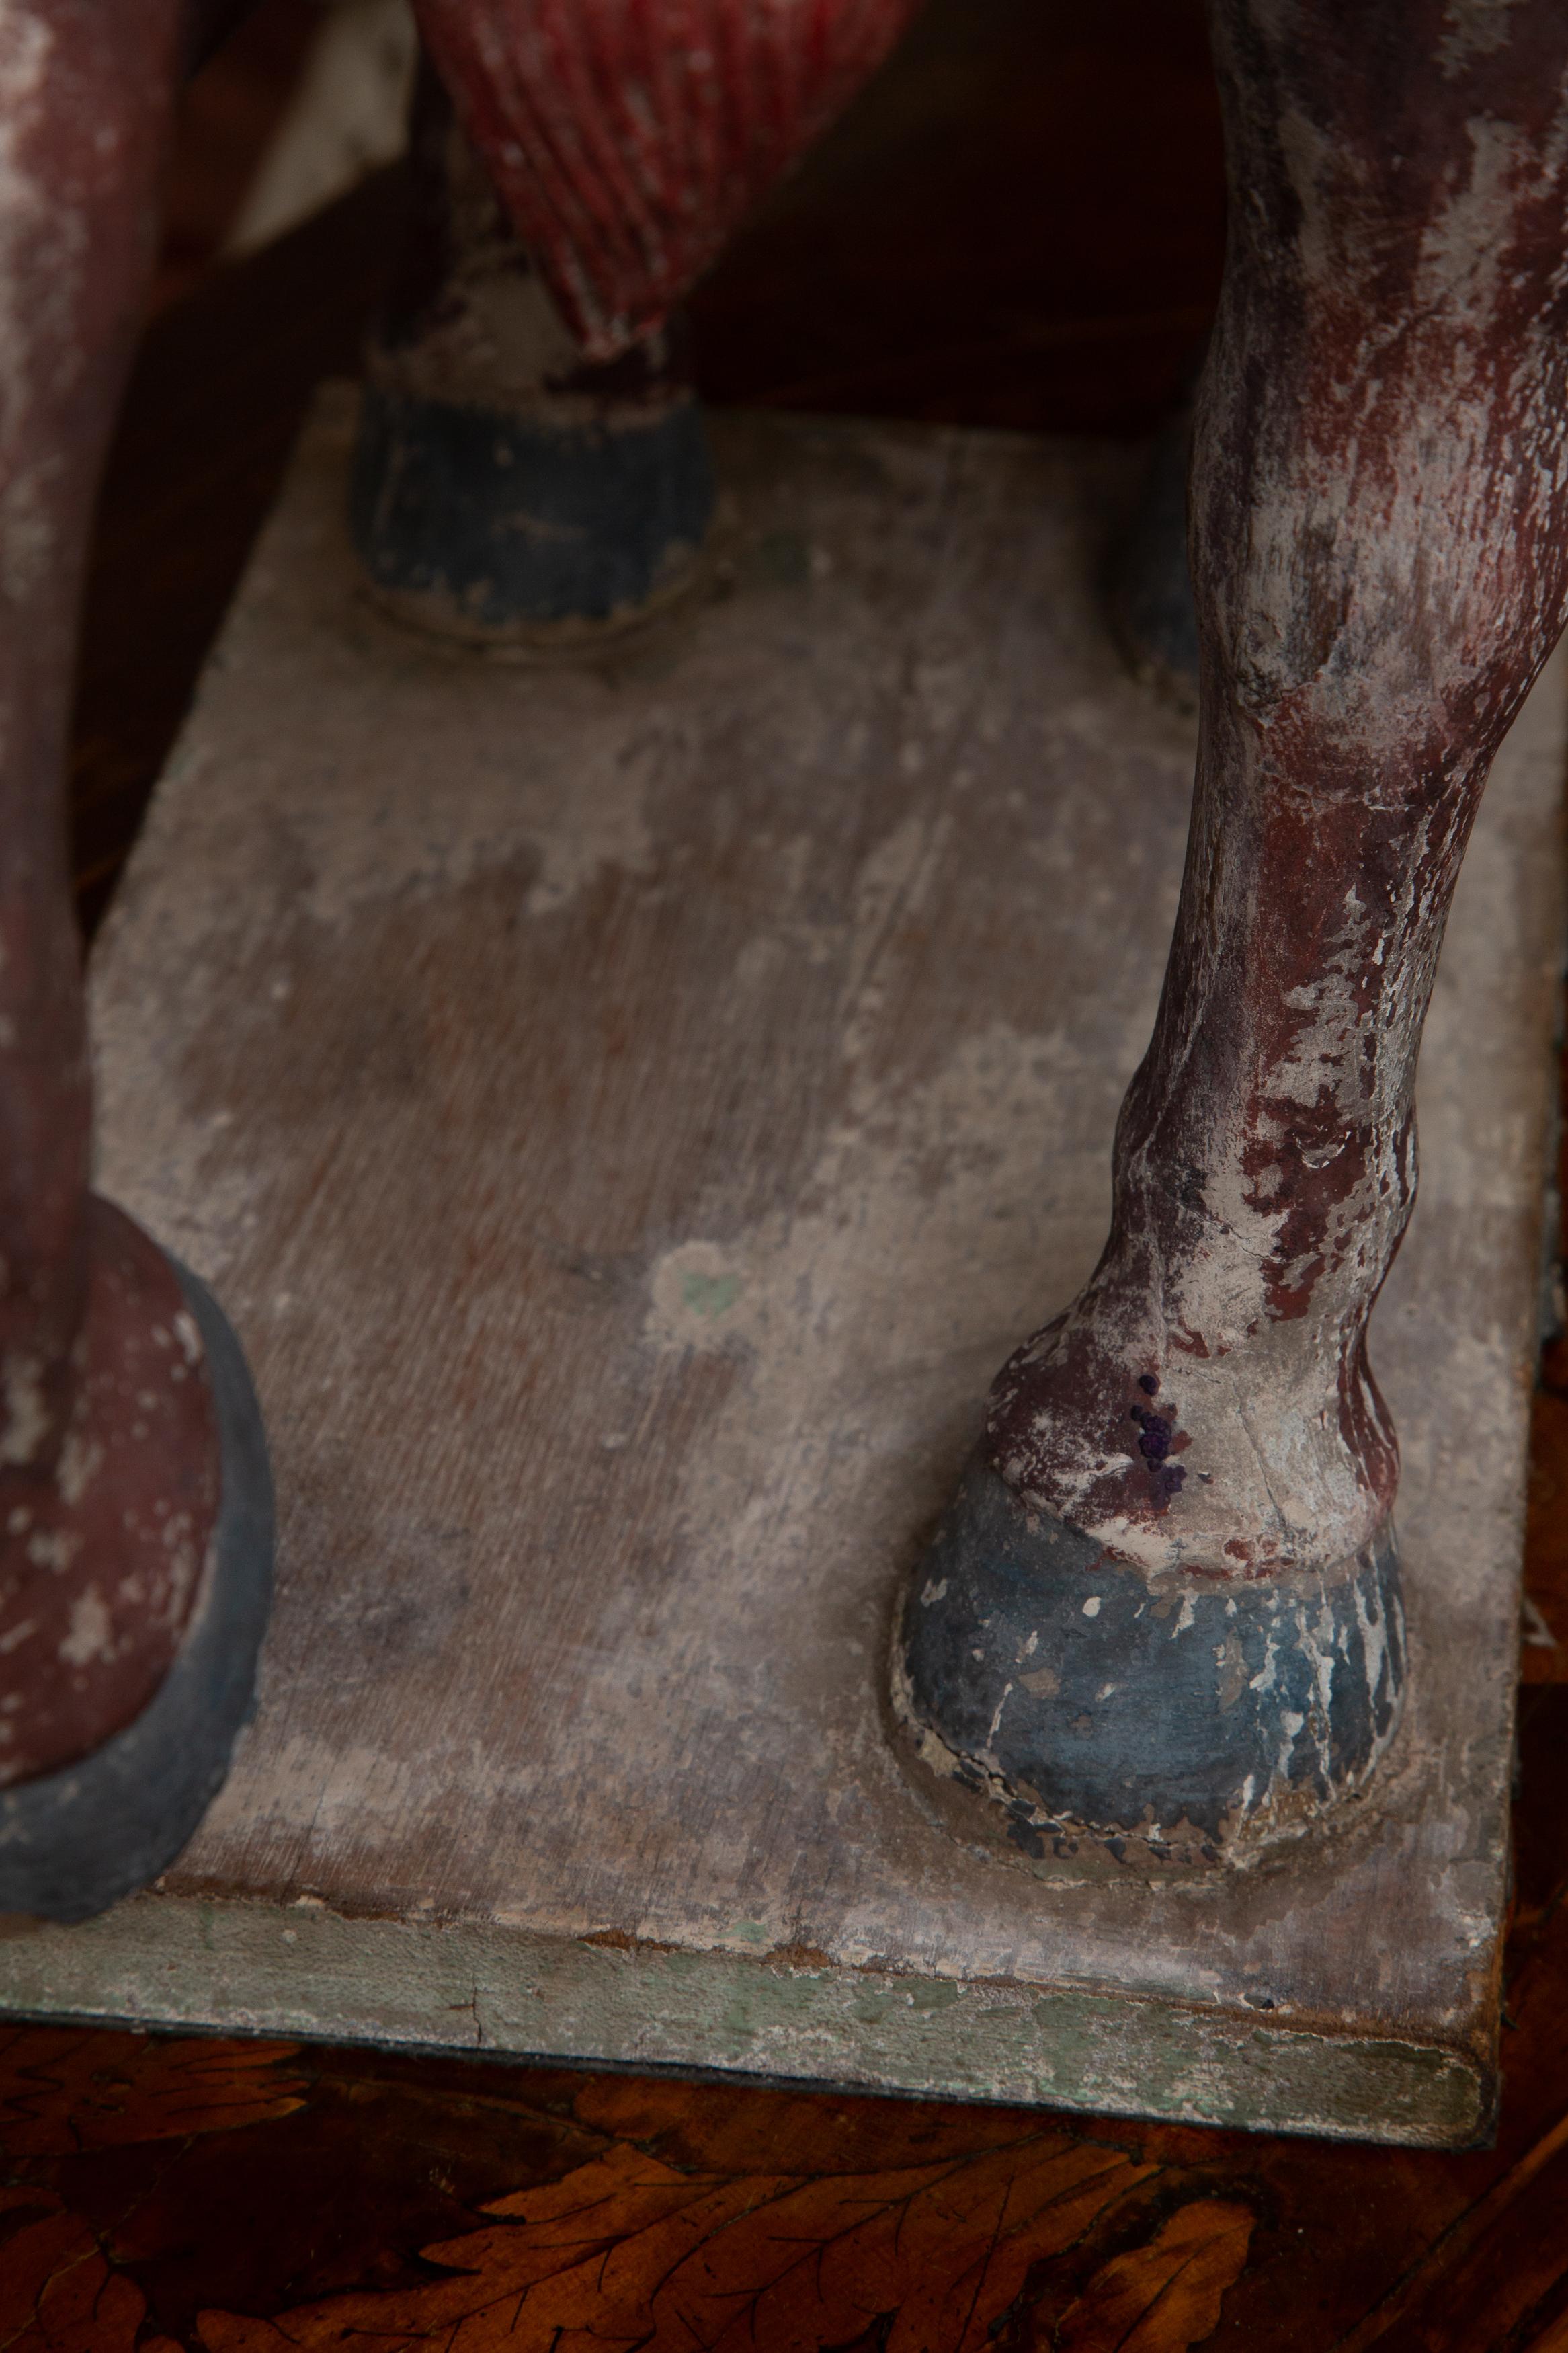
[893,1452,1405,1871]
[351,379,716,642]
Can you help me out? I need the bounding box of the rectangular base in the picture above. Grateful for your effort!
[6,392,1563,2146]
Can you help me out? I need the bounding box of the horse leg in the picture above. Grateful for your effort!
[897,0,1568,1868]
[0,0,271,1921]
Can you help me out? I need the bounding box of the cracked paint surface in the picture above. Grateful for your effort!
[988,1,1568,1595]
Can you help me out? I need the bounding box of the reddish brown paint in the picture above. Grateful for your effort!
[990,0,1568,1584]
[409,0,923,358]
[0,0,224,1782]
[0,1203,222,1784]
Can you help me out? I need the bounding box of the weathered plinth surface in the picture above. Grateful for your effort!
[4,391,1563,2146]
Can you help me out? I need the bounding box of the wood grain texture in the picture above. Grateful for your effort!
[73,0,1226,945]
[72,160,409,936]
[6,392,1559,2145]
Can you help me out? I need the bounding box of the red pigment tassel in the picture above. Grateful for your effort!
[411,0,921,357]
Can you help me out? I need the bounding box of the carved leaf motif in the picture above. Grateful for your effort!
[0,2186,147,2353]
[1055,2199,1255,2352]
[0,2028,306,2155]
[569,2073,1057,2175]
[197,2134,1156,2353]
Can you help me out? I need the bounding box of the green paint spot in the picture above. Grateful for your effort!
[718,1971,820,2047]
[683,1272,741,1320]
[850,1987,895,2025]
[732,1920,770,1944]
[909,1979,962,2013]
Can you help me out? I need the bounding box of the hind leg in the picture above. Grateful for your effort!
[896,0,1568,1866]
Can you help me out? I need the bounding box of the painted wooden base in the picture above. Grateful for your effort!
[4,391,1561,2147]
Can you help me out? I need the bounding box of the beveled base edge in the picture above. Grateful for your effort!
[0,1886,1495,2150]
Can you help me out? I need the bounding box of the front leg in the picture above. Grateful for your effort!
[895,0,1568,1867]
[0,0,272,1921]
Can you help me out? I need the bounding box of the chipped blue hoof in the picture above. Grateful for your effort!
[350,379,716,643]
[891,1452,1405,1871]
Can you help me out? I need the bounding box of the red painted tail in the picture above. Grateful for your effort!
[411,0,920,358]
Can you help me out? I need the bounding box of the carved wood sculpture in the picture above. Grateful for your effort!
[3,0,1567,1931]
[0,0,272,1923]
[896,0,1568,1870]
